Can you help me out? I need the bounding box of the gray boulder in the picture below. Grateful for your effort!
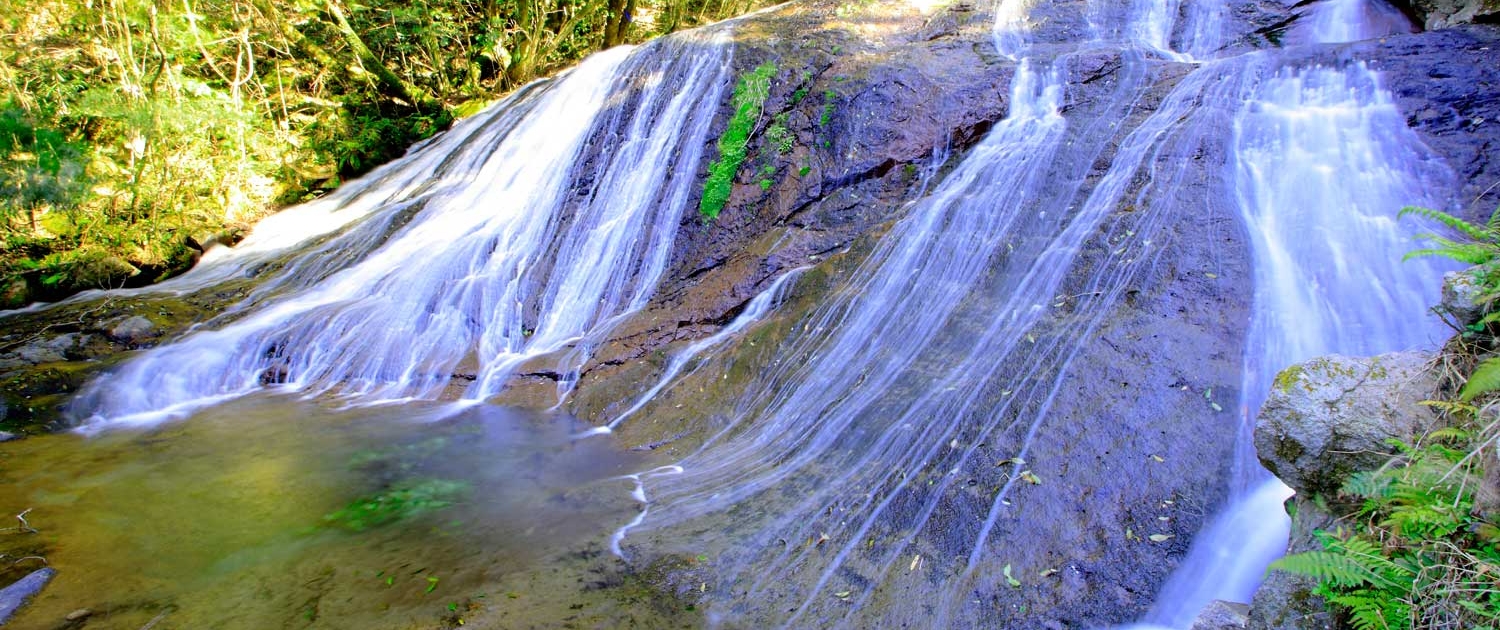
[1441,262,1496,326]
[1255,351,1440,498]
[9,333,77,365]
[106,315,158,344]
[1191,599,1249,630]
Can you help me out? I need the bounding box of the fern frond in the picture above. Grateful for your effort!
[1401,205,1497,243]
[1343,470,1396,500]
[1271,550,1396,589]
[1328,591,1402,630]
[1460,356,1500,402]
[1404,247,1494,265]
[1417,399,1478,418]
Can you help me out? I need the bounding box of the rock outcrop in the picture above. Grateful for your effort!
[1394,0,1500,30]
[1249,352,1442,628]
[1255,352,1442,497]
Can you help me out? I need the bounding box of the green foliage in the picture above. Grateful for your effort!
[1400,205,1500,260]
[820,90,837,127]
[698,61,776,221]
[323,478,470,531]
[767,112,793,154]
[0,0,777,304]
[1463,357,1500,402]
[1270,429,1500,629]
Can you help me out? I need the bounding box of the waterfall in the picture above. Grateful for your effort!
[33,0,1472,626]
[69,30,735,429]
[608,2,1274,626]
[1144,4,1453,625]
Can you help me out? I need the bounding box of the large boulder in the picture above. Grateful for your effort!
[1249,351,1443,629]
[1255,352,1441,498]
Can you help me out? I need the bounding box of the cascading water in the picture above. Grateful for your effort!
[67,29,735,428]
[1145,2,1454,625]
[15,0,1480,627]
[607,2,1290,627]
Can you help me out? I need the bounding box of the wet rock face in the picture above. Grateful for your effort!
[1192,599,1250,630]
[1254,352,1441,498]
[1352,25,1500,216]
[1392,0,1500,30]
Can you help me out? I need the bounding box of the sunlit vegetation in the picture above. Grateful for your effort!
[0,0,773,306]
[699,60,774,220]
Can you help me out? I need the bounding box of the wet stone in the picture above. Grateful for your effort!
[106,315,158,344]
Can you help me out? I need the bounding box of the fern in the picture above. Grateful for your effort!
[1461,356,1500,401]
[1271,549,1397,589]
[1400,205,1497,244]
[1325,592,1408,630]
[1343,469,1396,501]
[1417,399,1480,420]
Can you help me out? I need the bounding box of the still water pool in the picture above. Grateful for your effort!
[0,395,690,629]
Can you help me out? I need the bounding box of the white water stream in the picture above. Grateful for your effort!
[68,30,734,428]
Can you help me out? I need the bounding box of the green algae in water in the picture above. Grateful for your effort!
[323,478,470,531]
[0,394,674,629]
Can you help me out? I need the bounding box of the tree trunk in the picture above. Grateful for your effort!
[604,0,627,47]
[322,0,444,113]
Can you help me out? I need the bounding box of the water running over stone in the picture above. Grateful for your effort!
[7,0,1486,627]
[68,30,734,428]
[1146,4,1455,624]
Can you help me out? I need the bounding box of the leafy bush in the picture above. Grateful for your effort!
[1270,431,1499,630]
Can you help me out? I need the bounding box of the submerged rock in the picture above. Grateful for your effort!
[1254,352,1441,498]
[0,568,56,625]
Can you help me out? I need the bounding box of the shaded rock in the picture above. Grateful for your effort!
[0,277,28,311]
[0,567,56,625]
[1393,0,1500,30]
[1255,351,1440,498]
[106,315,158,344]
[0,431,15,442]
[1191,599,1249,630]
[1440,262,1497,326]
[11,334,77,365]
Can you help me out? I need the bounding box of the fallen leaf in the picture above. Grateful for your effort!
[1039,568,1059,578]
[1003,564,1021,588]
[1150,454,1164,463]
[1149,534,1175,542]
